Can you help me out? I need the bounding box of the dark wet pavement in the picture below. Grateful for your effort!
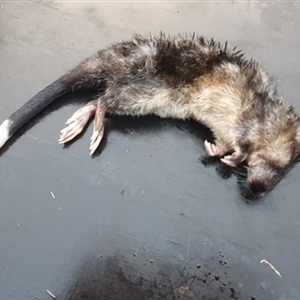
[1,2,300,300]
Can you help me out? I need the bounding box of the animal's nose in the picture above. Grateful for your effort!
[248,181,267,198]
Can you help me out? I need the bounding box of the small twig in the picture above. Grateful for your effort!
[46,289,57,299]
[162,7,177,13]
[30,295,43,300]
[260,259,282,278]
[150,148,156,158]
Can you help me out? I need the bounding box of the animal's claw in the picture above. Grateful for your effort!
[89,129,104,155]
[58,122,85,144]
[58,101,96,144]
[90,100,106,155]
[204,140,225,157]
[220,151,246,167]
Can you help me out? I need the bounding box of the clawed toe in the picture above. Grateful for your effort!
[220,155,238,167]
[89,100,106,155]
[204,140,225,157]
[204,140,246,167]
[58,101,97,144]
[58,122,84,144]
[89,129,104,155]
[220,152,246,167]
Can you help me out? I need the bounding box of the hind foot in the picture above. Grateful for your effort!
[89,101,106,156]
[58,101,97,144]
[220,151,247,167]
[204,140,226,157]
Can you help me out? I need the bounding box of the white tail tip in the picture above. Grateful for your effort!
[0,119,12,148]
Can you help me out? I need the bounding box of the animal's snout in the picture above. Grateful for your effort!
[246,157,283,198]
[246,161,281,198]
[248,180,267,198]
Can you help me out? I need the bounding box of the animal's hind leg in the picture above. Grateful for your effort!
[58,100,97,144]
[89,99,106,156]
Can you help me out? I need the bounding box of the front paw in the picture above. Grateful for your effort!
[204,140,226,157]
[220,151,247,167]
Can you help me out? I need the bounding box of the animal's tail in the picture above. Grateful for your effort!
[0,56,104,149]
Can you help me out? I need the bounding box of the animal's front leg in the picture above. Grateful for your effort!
[220,150,247,167]
[89,99,106,156]
[204,140,247,167]
[204,140,226,157]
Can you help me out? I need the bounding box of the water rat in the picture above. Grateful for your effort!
[1,33,299,197]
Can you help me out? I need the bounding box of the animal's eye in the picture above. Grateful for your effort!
[276,164,290,176]
[280,168,287,175]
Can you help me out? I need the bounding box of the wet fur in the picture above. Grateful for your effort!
[1,33,300,197]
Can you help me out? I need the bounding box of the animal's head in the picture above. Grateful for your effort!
[245,105,300,198]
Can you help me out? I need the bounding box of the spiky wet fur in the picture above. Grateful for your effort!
[1,33,300,197]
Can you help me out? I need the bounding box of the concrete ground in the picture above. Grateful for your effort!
[0,1,300,299]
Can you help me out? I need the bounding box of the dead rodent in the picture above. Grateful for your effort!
[0,33,299,198]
